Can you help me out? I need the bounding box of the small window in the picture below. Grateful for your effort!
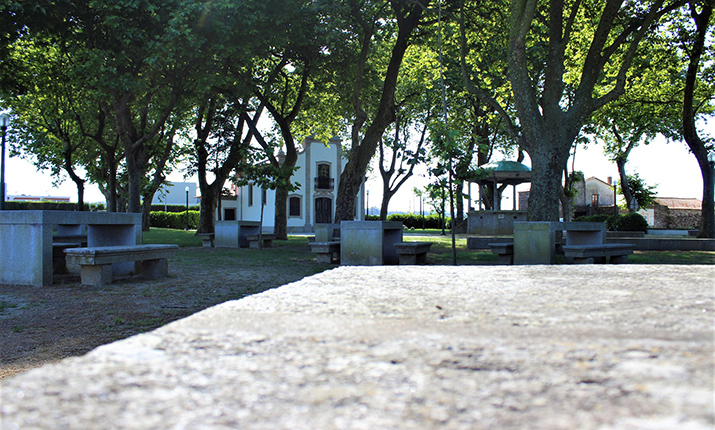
[289,196,301,217]
[591,194,599,207]
[248,185,254,207]
[224,208,236,221]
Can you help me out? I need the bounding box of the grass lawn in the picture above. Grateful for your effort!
[144,227,715,266]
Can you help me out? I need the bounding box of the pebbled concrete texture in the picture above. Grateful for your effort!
[1,265,713,429]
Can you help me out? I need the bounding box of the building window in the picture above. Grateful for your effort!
[289,196,301,217]
[591,194,599,207]
[224,208,236,221]
[248,184,254,207]
[315,163,334,190]
[262,188,267,206]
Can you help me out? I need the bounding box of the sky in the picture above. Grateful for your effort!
[3,132,708,212]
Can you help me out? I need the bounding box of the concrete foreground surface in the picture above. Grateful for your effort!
[1,265,713,429]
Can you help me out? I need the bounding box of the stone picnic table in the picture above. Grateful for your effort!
[1,265,712,429]
[0,211,142,286]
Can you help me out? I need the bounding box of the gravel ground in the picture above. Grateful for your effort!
[2,264,713,429]
[0,245,327,380]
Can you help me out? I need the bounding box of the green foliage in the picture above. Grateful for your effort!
[616,213,649,233]
[573,214,617,230]
[3,201,103,211]
[149,211,200,230]
[366,213,451,230]
[620,174,657,210]
[149,204,200,213]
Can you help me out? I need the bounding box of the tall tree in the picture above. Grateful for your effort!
[334,0,432,222]
[462,0,687,221]
[681,0,715,237]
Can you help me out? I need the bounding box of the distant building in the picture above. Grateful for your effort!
[219,136,365,233]
[152,182,199,208]
[8,195,70,202]
[640,197,701,230]
[518,176,617,218]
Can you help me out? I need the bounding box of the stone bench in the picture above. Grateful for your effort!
[196,233,214,248]
[65,244,179,286]
[562,244,634,264]
[246,234,276,249]
[310,241,341,264]
[394,242,432,265]
[488,243,514,265]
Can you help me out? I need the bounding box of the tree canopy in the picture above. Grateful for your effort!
[1,0,713,236]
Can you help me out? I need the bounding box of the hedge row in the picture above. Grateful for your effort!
[573,212,648,232]
[149,211,200,229]
[366,213,451,229]
[150,204,200,213]
[3,201,105,211]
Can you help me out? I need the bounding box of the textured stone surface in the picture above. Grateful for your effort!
[1,265,713,429]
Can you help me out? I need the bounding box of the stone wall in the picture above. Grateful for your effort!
[652,203,701,229]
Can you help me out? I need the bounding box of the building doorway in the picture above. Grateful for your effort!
[315,197,332,224]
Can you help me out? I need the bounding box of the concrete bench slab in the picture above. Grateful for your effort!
[246,234,276,248]
[488,242,514,265]
[394,242,432,265]
[65,244,179,286]
[562,243,633,264]
[310,241,341,264]
[196,233,214,248]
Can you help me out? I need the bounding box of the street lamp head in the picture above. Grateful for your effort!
[0,113,9,129]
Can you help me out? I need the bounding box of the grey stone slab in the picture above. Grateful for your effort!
[1,265,713,430]
[513,221,562,265]
[340,221,403,265]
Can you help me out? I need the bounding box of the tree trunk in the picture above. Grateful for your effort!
[379,189,394,221]
[74,180,85,211]
[197,185,219,234]
[141,190,157,231]
[616,157,635,213]
[274,187,289,240]
[527,145,571,221]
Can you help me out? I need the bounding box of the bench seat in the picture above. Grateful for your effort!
[246,234,276,248]
[196,233,214,247]
[65,244,178,286]
[394,242,432,265]
[310,241,340,264]
[488,243,514,265]
[562,243,633,264]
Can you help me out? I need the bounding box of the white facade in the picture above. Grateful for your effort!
[153,182,199,207]
[219,137,365,233]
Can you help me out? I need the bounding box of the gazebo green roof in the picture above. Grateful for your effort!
[480,160,531,172]
[472,160,532,186]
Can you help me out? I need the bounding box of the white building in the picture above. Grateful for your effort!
[219,136,365,233]
[153,181,199,208]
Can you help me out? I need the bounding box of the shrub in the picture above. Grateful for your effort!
[150,204,200,213]
[616,213,648,232]
[573,214,617,230]
[150,211,200,229]
[365,213,451,229]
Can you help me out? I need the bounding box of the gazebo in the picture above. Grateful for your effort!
[467,160,532,236]
[472,160,531,210]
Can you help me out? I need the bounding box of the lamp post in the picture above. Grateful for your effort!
[185,186,190,231]
[366,189,369,218]
[0,113,9,211]
[709,151,715,238]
